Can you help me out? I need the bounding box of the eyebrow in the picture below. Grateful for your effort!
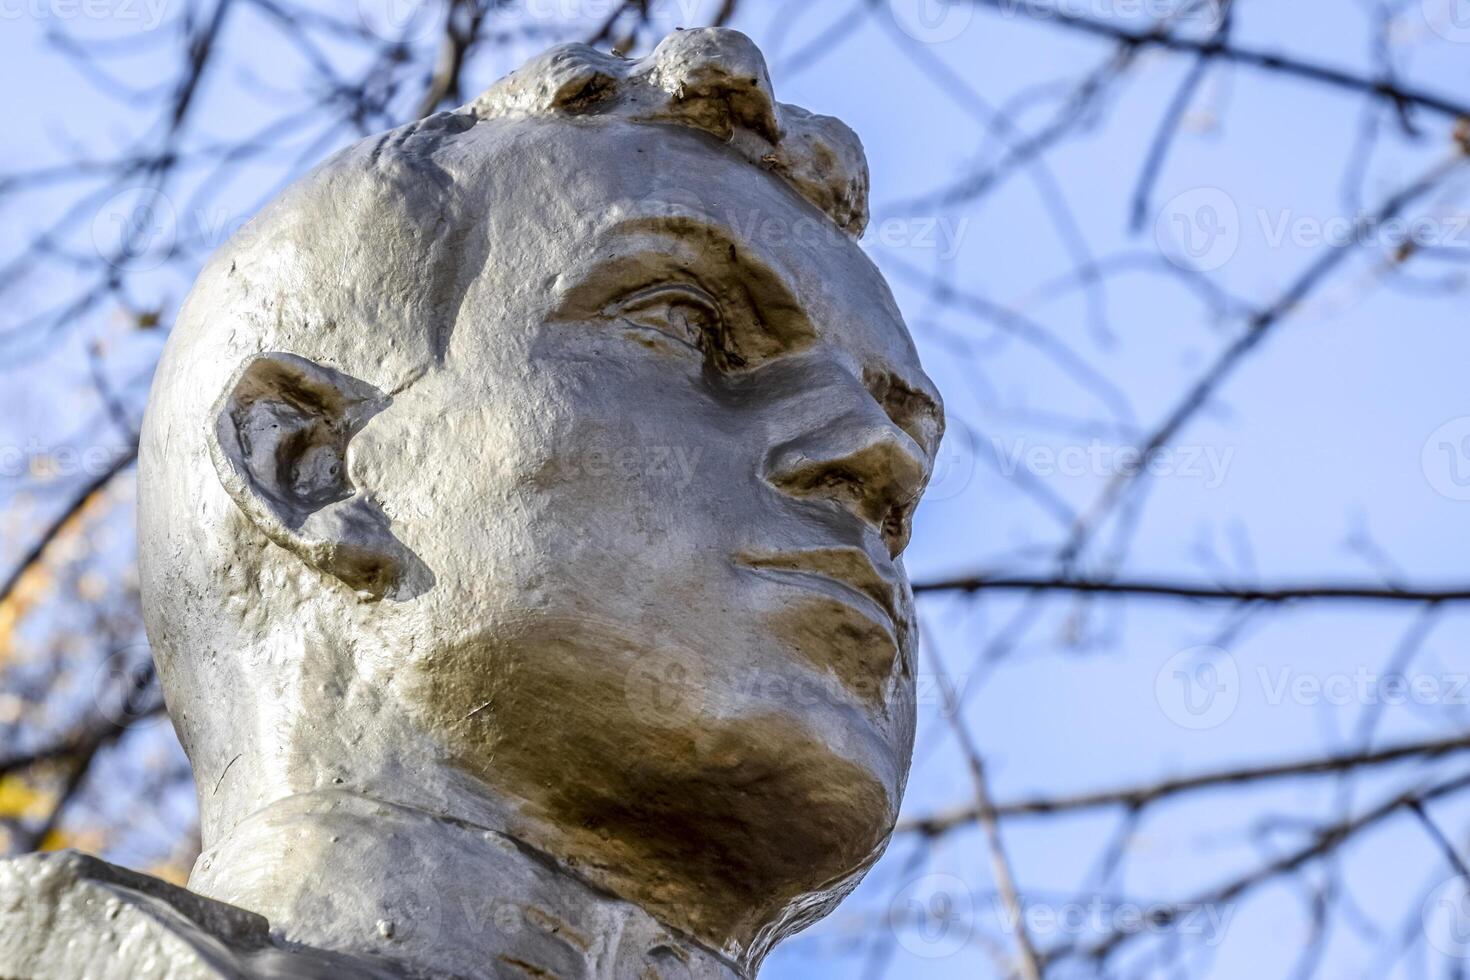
[589,208,799,283]
[556,210,812,326]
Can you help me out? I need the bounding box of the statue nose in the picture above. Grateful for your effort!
[764,406,929,558]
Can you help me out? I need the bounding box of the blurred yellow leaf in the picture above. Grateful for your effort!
[41,827,103,854]
[77,572,108,602]
[0,775,53,820]
[147,861,191,886]
[0,481,121,665]
[28,455,56,480]
[0,564,52,666]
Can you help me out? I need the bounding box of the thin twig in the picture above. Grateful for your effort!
[964,0,1470,123]
[915,575,1470,604]
[0,448,138,610]
[901,731,1470,835]
[923,623,1043,980]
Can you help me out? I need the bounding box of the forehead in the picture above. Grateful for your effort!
[449,117,933,399]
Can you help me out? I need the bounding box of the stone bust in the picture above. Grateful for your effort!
[0,28,942,980]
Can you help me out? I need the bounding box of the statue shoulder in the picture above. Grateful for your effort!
[0,850,417,980]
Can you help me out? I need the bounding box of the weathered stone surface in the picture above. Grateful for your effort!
[2,27,941,980]
[0,850,409,979]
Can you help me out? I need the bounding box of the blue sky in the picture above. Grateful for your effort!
[4,2,1470,977]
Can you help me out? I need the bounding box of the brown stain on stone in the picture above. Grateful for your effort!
[498,955,558,978]
[534,709,891,946]
[522,905,594,954]
[764,598,899,717]
[405,627,896,954]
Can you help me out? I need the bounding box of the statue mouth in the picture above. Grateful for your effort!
[735,545,906,640]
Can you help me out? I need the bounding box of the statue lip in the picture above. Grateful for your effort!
[736,546,905,637]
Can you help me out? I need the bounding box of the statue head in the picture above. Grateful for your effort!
[138,28,941,970]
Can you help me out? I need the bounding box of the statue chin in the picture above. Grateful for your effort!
[398,612,914,965]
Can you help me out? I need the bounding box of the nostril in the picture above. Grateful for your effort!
[880,496,916,558]
[764,416,928,551]
[768,456,872,517]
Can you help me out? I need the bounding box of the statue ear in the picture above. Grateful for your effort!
[209,352,413,601]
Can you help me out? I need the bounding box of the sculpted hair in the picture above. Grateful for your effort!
[465,28,871,236]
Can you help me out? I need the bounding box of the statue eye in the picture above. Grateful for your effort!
[610,284,725,359]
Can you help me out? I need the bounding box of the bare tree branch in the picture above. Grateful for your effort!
[924,624,1043,980]
[1052,771,1470,966]
[0,449,138,611]
[901,731,1470,835]
[915,575,1470,604]
[963,0,1470,123]
[1057,152,1468,566]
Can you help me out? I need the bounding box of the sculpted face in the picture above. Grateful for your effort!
[142,29,942,969]
[368,118,941,944]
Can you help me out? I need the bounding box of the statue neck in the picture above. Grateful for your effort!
[187,790,741,980]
